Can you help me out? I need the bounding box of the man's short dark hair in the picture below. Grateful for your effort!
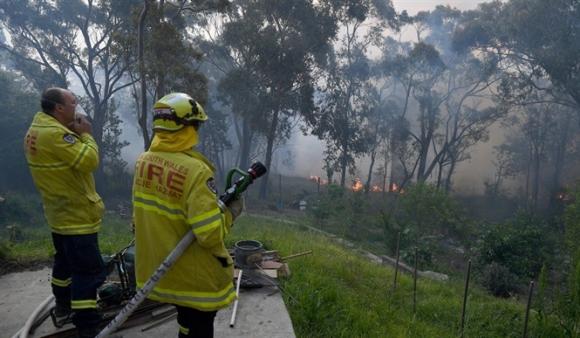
[41,88,64,114]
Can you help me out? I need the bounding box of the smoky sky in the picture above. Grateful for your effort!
[391,0,487,14]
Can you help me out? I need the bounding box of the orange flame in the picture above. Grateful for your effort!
[352,178,364,192]
[371,185,382,192]
[388,182,405,194]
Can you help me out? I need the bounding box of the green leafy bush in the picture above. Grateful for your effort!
[397,183,467,240]
[480,262,520,297]
[0,192,45,228]
[475,212,553,295]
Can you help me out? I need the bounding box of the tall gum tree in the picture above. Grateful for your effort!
[307,0,398,188]
[454,0,580,116]
[0,0,135,152]
[219,0,338,198]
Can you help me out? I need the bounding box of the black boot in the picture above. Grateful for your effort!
[54,303,72,318]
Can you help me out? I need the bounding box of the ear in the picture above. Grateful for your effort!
[54,102,63,113]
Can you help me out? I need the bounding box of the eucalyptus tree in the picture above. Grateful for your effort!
[197,100,231,182]
[0,0,135,152]
[494,105,580,212]
[217,0,337,198]
[0,70,38,191]
[453,0,580,200]
[361,86,398,194]
[114,0,230,150]
[379,7,506,190]
[454,0,580,114]
[382,41,447,183]
[313,46,374,188]
[307,0,398,188]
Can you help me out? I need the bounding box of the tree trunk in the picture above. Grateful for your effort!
[365,149,377,194]
[259,111,279,199]
[416,104,436,182]
[550,113,571,207]
[325,161,334,186]
[340,146,348,188]
[239,118,252,170]
[532,147,541,212]
[444,156,456,193]
[402,78,413,118]
[138,0,150,150]
[525,145,532,207]
[382,149,388,197]
[91,101,106,185]
[436,159,444,189]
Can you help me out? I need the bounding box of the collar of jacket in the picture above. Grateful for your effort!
[149,127,215,172]
[33,112,78,135]
[149,126,198,153]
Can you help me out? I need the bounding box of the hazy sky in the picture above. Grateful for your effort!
[391,0,487,14]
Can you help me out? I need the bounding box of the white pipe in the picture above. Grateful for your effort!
[229,269,243,328]
[12,294,55,338]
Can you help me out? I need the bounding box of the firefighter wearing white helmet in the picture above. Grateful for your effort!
[133,93,243,338]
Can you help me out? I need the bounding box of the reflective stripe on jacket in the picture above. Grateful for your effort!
[24,112,104,235]
[133,149,235,311]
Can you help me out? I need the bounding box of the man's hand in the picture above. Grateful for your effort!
[228,197,244,220]
[69,115,93,135]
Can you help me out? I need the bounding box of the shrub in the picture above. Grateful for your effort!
[0,192,45,227]
[397,183,467,240]
[476,212,551,281]
[480,262,520,297]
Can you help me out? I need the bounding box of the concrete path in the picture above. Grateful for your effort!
[0,268,53,337]
[0,268,295,338]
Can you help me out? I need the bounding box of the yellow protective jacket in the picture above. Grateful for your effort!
[24,112,104,235]
[133,149,235,311]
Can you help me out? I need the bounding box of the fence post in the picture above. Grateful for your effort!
[413,246,418,314]
[523,280,534,338]
[460,259,472,338]
[393,231,401,290]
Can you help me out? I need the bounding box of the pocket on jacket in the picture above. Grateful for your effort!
[86,193,105,220]
[212,246,234,268]
[213,255,231,268]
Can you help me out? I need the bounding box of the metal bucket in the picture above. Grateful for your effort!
[234,240,264,269]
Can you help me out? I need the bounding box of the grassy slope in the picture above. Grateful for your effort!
[231,215,534,338]
[2,213,539,337]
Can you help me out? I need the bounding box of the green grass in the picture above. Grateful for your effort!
[0,213,134,263]
[229,214,546,338]
[1,212,554,337]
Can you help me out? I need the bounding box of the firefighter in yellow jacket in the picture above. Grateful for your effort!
[24,88,106,338]
[133,93,242,338]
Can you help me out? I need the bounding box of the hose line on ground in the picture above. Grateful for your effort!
[11,294,54,338]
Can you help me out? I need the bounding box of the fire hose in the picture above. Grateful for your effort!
[96,162,267,338]
[11,295,55,338]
